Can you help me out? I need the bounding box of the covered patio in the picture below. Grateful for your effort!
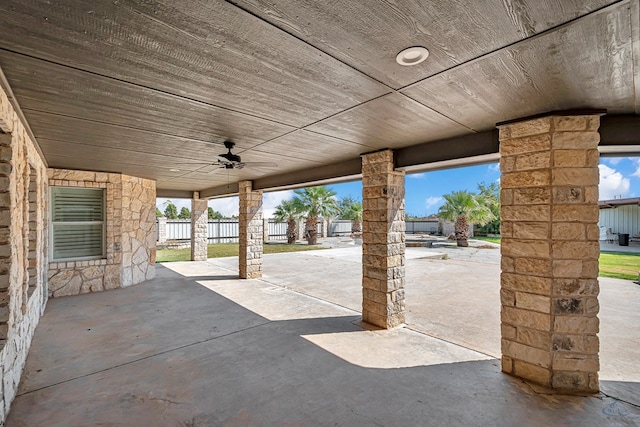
[0,0,639,423]
[8,248,640,425]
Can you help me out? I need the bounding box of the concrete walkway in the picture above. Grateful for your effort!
[7,246,640,426]
[600,240,640,254]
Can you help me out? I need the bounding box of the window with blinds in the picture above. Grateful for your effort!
[51,187,105,260]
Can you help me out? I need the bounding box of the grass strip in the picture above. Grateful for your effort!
[157,242,325,262]
[599,251,640,281]
[472,236,502,244]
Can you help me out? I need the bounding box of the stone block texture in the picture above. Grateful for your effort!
[48,169,156,296]
[0,81,49,423]
[239,181,263,279]
[157,217,167,243]
[499,115,601,393]
[361,150,406,329]
[191,197,208,261]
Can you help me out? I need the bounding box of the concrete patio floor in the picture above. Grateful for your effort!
[7,245,640,426]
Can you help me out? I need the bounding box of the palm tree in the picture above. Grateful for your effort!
[341,201,363,234]
[293,186,340,245]
[273,199,301,244]
[476,181,501,235]
[437,190,495,247]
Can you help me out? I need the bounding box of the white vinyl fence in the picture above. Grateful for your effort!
[330,219,441,236]
[158,219,290,243]
[157,219,445,244]
[161,219,239,243]
[268,220,287,239]
[406,220,440,234]
[330,220,352,236]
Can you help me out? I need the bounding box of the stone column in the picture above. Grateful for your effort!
[239,181,263,279]
[157,217,167,244]
[498,114,601,393]
[263,218,269,243]
[361,150,405,329]
[190,193,208,261]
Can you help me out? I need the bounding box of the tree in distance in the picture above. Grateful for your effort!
[178,207,191,219]
[163,200,178,219]
[437,190,495,247]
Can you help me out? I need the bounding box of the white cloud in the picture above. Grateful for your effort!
[488,163,500,173]
[632,158,640,178]
[598,164,630,200]
[208,196,239,217]
[263,190,294,219]
[207,190,294,219]
[408,172,425,179]
[606,157,623,166]
[157,190,293,218]
[424,196,442,211]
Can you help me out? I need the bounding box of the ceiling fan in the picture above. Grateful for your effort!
[182,141,278,170]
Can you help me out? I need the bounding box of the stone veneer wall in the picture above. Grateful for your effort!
[499,115,601,393]
[121,175,157,286]
[48,169,156,296]
[0,81,48,422]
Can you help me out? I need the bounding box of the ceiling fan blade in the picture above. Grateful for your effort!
[175,160,277,172]
[208,165,227,173]
[173,162,216,166]
[241,162,278,168]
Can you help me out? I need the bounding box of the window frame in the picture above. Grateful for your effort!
[50,187,106,262]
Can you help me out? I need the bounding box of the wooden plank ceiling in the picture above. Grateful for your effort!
[0,0,637,194]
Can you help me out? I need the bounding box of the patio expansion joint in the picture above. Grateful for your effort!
[248,272,500,360]
[200,260,503,363]
[15,320,273,398]
[517,376,640,411]
[255,274,502,360]
[599,390,640,410]
[260,279,362,317]
[204,259,362,316]
[403,324,498,360]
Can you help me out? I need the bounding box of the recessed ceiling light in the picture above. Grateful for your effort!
[169,168,180,172]
[396,46,429,66]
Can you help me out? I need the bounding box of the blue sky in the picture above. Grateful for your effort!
[158,156,640,218]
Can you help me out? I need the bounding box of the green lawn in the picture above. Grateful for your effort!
[473,236,502,244]
[472,237,639,280]
[599,252,640,280]
[156,242,325,262]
